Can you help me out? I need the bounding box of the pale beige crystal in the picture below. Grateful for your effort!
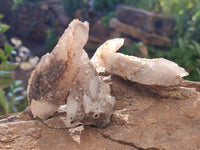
[66,51,115,128]
[92,38,188,86]
[91,38,124,73]
[27,20,89,119]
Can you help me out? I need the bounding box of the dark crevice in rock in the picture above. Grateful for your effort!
[0,116,20,124]
[101,133,164,150]
[41,120,67,131]
[101,133,143,150]
[181,80,200,93]
[145,148,165,150]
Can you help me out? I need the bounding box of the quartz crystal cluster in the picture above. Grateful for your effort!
[27,19,188,128]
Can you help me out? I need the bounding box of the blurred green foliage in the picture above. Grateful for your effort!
[120,43,141,56]
[95,0,200,40]
[0,15,27,115]
[45,14,58,53]
[94,0,124,14]
[63,0,85,18]
[45,28,58,52]
[12,0,25,9]
[101,12,115,27]
[0,15,10,33]
[94,0,161,14]
[160,0,200,41]
[12,0,40,9]
[147,42,200,81]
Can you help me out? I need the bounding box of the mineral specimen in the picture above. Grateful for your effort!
[66,51,115,128]
[28,19,115,128]
[27,18,189,129]
[27,20,89,119]
[92,38,188,86]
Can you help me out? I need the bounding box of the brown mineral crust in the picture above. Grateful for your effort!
[28,56,66,105]
[82,111,108,128]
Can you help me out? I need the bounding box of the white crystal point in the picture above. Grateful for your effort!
[52,19,89,62]
[105,54,188,86]
[28,19,89,119]
[66,51,115,128]
[93,38,188,86]
[91,38,124,72]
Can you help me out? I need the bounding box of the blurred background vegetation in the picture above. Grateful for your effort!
[0,14,27,116]
[0,0,200,116]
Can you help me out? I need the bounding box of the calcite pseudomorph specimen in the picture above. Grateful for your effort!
[27,20,89,120]
[27,19,189,128]
[27,19,115,128]
[92,38,188,86]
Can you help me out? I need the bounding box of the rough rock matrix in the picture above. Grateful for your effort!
[0,76,200,150]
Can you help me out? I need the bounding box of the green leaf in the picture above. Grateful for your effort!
[192,41,200,55]
[0,49,7,62]
[178,38,185,51]
[0,72,12,78]
[0,23,10,33]
[14,95,25,101]
[14,80,23,86]
[0,14,4,19]
[13,87,24,93]
[0,79,14,88]
[0,88,10,114]
[0,62,18,71]
[4,44,15,56]
[192,10,200,21]
[196,68,200,74]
